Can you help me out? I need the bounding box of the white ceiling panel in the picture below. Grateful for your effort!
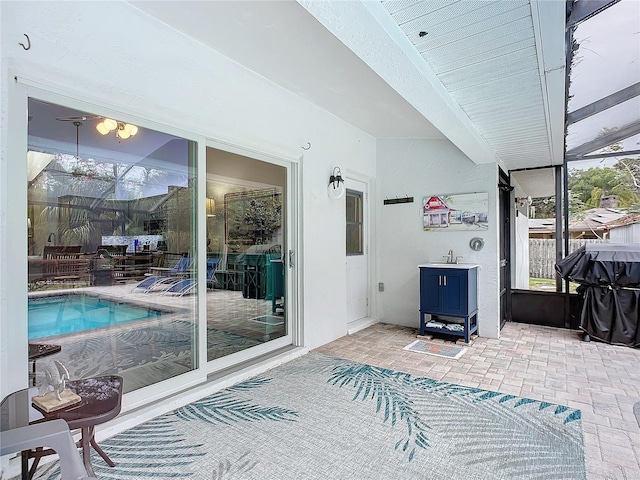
[398,3,530,45]
[382,0,558,168]
[430,37,536,73]
[439,57,539,91]
[415,14,534,53]
[512,168,556,198]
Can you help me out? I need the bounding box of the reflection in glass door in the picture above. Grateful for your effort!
[205,148,288,361]
[26,98,198,393]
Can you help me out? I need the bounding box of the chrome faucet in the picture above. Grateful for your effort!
[443,250,462,264]
[444,250,454,264]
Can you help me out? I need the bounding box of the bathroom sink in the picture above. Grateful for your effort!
[418,263,479,269]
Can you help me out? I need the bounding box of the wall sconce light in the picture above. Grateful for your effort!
[327,166,346,200]
[96,118,139,140]
[206,198,216,217]
[515,196,532,208]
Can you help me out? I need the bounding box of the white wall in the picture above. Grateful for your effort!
[375,139,501,338]
[610,224,640,243]
[511,176,531,289]
[0,1,375,397]
[514,211,531,289]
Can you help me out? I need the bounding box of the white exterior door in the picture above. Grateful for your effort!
[346,179,368,323]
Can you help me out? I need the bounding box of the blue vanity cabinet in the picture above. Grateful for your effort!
[418,265,478,343]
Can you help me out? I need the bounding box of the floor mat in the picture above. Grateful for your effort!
[403,339,467,359]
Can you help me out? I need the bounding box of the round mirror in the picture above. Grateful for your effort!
[470,237,484,251]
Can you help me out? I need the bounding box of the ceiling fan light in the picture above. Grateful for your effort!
[128,125,138,136]
[96,122,110,135]
[103,118,118,131]
[117,129,131,140]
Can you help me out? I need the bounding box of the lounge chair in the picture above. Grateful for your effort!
[131,256,192,293]
[162,278,197,296]
[161,258,219,296]
[207,257,220,289]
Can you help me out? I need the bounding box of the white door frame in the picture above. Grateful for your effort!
[204,140,301,373]
[345,170,378,334]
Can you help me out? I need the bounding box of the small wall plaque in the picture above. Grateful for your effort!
[383,197,414,205]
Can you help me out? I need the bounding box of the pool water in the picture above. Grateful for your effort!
[28,294,167,340]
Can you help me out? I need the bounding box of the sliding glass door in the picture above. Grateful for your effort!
[205,147,290,363]
[22,95,297,399]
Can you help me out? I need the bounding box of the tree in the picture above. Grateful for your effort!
[526,134,639,221]
[530,196,555,218]
[529,156,639,220]
[568,165,638,212]
[613,157,640,204]
[244,196,282,244]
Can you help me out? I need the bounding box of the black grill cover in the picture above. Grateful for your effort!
[555,244,640,287]
[556,244,640,347]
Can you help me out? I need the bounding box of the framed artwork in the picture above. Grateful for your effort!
[423,192,488,231]
[224,188,282,249]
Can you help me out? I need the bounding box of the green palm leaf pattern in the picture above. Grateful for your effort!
[175,378,298,425]
[36,416,204,479]
[328,363,430,461]
[408,375,580,423]
[227,377,271,391]
[211,452,259,480]
[327,359,583,476]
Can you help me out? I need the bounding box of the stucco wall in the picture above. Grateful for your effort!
[375,139,500,338]
[0,1,376,396]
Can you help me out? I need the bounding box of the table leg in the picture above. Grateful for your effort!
[80,426,96,478]
[90,437,116,467]
[27,448,43,480]
[31,361,37,386]
[84,425,116,470]
[21,451,29,480]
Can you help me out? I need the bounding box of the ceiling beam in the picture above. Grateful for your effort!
[566,120,640,157]
[567,83,640,125]
[566,149,640,162]
[567,0,620,28]
[531,0,568,166]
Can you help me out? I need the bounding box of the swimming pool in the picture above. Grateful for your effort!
[28,294,168,340]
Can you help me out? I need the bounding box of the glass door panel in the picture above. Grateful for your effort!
[206,148,287,361]
[27,98,198,393]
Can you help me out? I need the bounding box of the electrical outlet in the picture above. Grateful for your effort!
[378,282,384,292]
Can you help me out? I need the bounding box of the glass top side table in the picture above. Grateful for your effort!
[1,375,123,479]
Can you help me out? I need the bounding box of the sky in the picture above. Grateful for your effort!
[565,0,640,168]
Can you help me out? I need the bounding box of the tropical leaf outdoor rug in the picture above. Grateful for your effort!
[33,352,585,480]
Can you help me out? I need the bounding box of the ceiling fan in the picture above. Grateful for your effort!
[56,114,139,140]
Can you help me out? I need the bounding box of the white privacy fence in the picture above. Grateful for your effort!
[529,239,607,279]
